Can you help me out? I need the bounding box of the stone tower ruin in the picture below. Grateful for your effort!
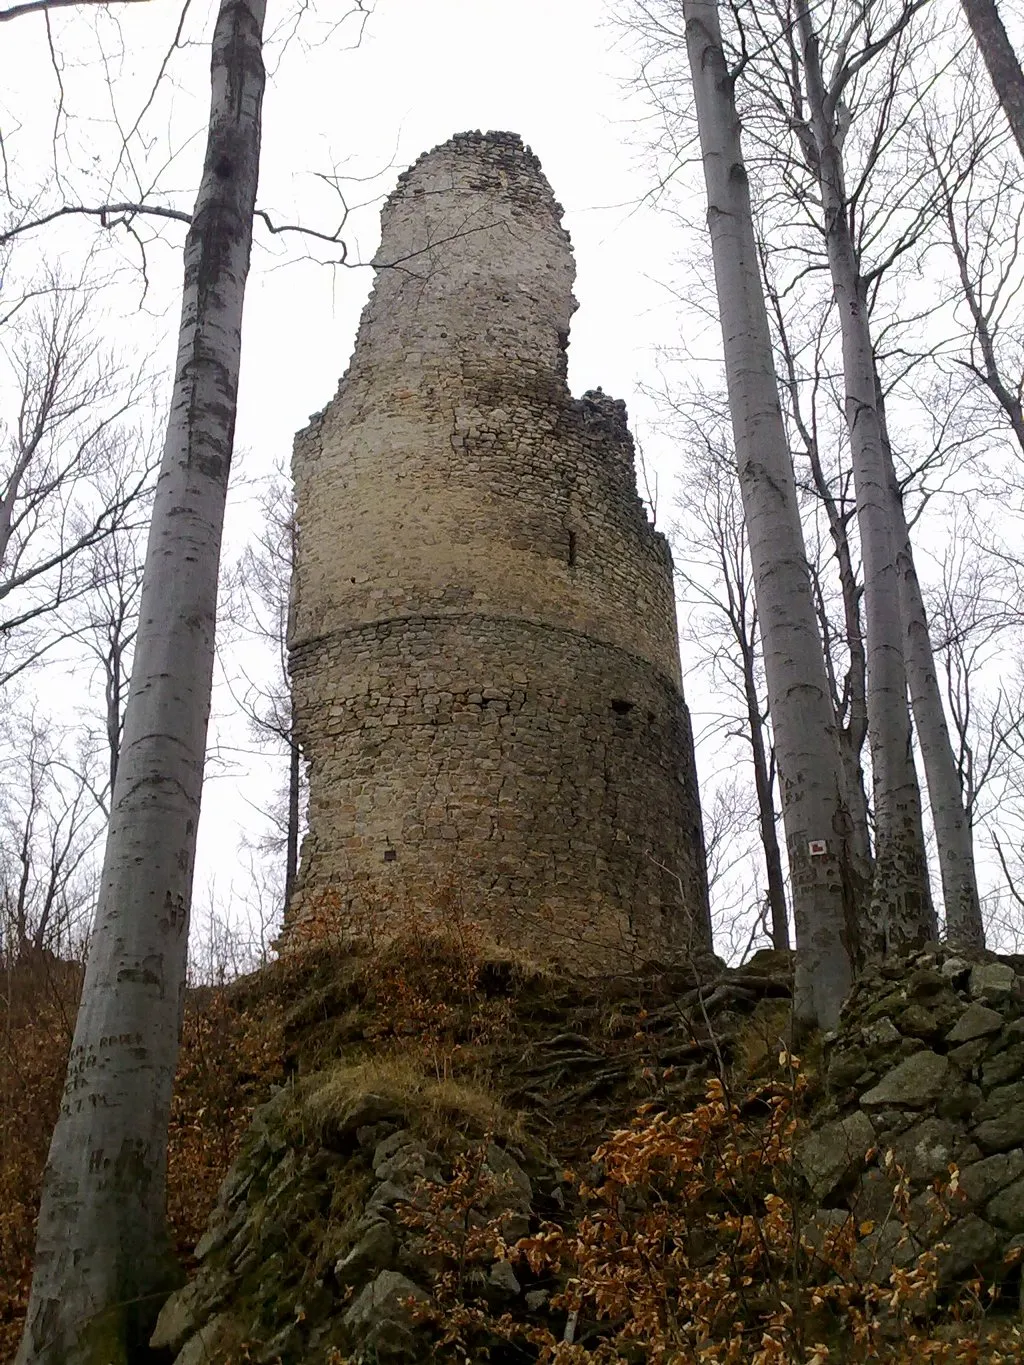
[286,131,710,964]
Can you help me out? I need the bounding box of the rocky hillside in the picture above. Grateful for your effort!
[146,919,1024,1364]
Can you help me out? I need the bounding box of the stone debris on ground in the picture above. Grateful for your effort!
[802,945,1024,1291]
[151,938,1024,1362]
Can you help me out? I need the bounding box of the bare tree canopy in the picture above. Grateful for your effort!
[0,0,149,22]
[1,279,154,687]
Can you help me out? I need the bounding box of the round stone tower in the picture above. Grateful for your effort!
[287,130,710,964]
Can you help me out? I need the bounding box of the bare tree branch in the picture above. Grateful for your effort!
[0,0,149,22]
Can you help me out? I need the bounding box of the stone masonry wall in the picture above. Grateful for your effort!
[286,131,710,963]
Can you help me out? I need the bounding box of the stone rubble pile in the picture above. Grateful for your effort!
[151,946,1024,1363]
[802,948,1024,1292]
[150,1088,550,1365]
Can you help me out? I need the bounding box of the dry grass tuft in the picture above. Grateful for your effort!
[296,1052,516,1147]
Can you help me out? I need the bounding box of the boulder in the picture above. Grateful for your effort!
[946,1002,1003,1044]
[489,1259,522,1295]
[861,1051,950,1109]
[335,1220,396,1285]
[935,1214,1002,1285]
[151,1280,219,1355]
[897,1004,940,1040]
[254,1323,303,1363]
[937,1079,982,1122]
[343,1270,430,1361]
[889,1117,955,1184]
[827,1045,868,1089]
[798,1110,875,1201]
[485,1144,533,1211]
[861,1017,901,1050]
[851,1220,921,1284]
[373,1129,414,1171]
[851,1168,899,1226]
[170,1313,243,1365]
[800,1208,854,1269]
[364,1179,417,1221]
[969,963,1016,1002]
[986,1176,1024,1232]
[948,1038,988,1072]
[958,1150,1024,1207]
[193,1205,247,1263]
[981,1043,1024,1090]
[357,1121,399,1150]
[908,967,947,999]
[337,1093,406,1140]
[375,1142,440,1185]
[973,1082,1024,1152]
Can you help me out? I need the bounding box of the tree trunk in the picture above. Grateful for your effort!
[739,628,789,949]
[284,724,300,916]
[873,379,984,946]
[684,0,858,1027]
[893,505,984,945]
[782,346,874,892]
[17,4,267,1361]
[795,0,935,956]
[960,0,1024,161]
[837,719,874,895]
[104,637,124,798]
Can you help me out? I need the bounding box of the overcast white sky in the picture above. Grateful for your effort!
[11,0,1018,958]
[3,0,726,949]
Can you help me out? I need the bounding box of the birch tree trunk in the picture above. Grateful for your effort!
[18,3,267,1361]
[774,319,874,890]
[285,725,300,914]
[738,611,789,950]
[874,382,985,946]
[795,0,936,955]
[894,506,984,945]
[684,0,858,1027]
[959,0,1024,161]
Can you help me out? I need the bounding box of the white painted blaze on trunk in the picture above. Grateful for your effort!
[18,3,268,1363]
[683,0,857,1028]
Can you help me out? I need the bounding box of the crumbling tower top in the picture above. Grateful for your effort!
[361,130,575,390]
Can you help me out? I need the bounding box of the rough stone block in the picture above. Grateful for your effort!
[946,1002,1004,1043]
[799,1110,876,1201]
[860,1051,951,1109]
[959,1150,1024,1207]
[969,963,1016,1002]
